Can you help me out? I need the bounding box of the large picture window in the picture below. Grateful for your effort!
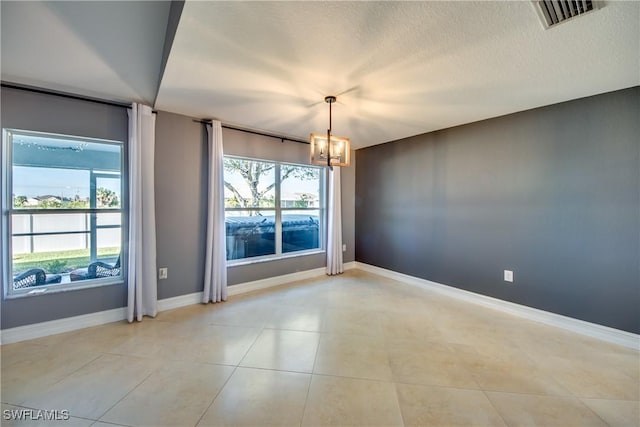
[224,156,324,262]
[2,130,124,296]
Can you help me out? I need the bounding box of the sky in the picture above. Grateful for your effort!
[13,167,121,199]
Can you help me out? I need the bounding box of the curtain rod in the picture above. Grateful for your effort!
[193,119,309,145]
[1,82,157,113]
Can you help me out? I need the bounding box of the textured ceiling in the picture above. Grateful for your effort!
[156,1,639,148]
[2,1,638,148]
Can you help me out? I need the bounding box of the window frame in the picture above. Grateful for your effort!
[224,155,325,265]
[2,129,127,299]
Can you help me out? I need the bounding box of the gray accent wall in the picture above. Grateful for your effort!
[341,149,356,263]
[154,111,208,299]
[355,87,640,334]
[1,86,129,329]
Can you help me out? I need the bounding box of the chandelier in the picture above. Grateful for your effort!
[310,96,351,168]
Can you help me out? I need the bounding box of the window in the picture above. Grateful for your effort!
[224,156,324,262]
[2,130,124,297]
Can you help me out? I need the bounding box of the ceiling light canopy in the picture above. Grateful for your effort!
[310,96,350,168]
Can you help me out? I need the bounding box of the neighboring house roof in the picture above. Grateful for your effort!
[35,195,62,202]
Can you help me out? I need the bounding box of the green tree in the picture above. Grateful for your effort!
[223,160,317,210]
[66,199,89,208]
[13,195,27,208]
[225,196,241,208]
[97,187,119,207]
[40,199,62,209]
[294,193,315,208]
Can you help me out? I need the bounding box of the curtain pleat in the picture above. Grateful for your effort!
[203,121,227,303]
[127,103,158,322]
[326,167,343,275]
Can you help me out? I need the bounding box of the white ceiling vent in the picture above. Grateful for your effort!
[534,1,600,28]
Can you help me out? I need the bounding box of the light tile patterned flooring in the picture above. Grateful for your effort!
[1,270,638,426]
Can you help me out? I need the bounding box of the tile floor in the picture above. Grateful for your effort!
[1,270,638,426]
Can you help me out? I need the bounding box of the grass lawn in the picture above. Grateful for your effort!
[13,247,120,274]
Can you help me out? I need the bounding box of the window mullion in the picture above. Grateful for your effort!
[275,163,282,255]
[89,171,97,262]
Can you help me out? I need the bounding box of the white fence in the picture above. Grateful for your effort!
[12,213,121,254]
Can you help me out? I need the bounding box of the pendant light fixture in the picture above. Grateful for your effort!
[310,96,350,168]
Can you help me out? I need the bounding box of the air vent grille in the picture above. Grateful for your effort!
[535,0,597,28]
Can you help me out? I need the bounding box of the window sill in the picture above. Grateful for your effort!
[227,249,325,268]
[4,277,123,300]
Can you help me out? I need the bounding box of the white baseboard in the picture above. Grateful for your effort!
[228,266,326,296]
[1,262,356,345]
[0,307,128,345]
[157,292,204,311]
[227,261,356,296]
[355,262,639,350]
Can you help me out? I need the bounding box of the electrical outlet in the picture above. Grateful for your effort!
[342,244,347,252]
[504,270,514,283]
[159,268,168,280]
